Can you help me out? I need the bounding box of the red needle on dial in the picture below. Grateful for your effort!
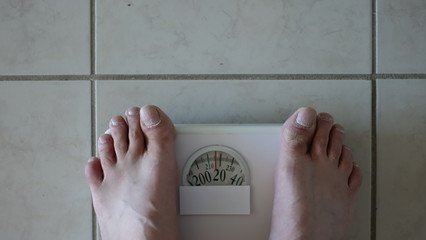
[214,151,217,170]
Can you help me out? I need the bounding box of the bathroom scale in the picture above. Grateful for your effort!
[176,124,281,240]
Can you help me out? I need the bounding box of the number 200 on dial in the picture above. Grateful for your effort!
[182,145,250,186]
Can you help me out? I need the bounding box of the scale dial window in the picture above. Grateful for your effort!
[182,145,250,186]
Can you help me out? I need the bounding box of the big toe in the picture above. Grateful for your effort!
[140,105,176,153]
[281,107,317,155]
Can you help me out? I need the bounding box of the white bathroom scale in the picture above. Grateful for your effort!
[175,124,281,240]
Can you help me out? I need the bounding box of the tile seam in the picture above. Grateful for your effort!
[90,0,97,239]
[371,0,377,239]
[90,0,96,76]
[372,0,377,76]
[90,79,97,240]
[0,74,425,81]
[371,79,377,240]
[82,74,374,80]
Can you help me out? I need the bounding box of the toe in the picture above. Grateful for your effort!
[311,112,334,160]
[348,165,363,193]
[85,157,104,189]
[125,107,145,155]
[98,134,116,167]
[139,105,176,153]
[281,107,317,154]
[339,146,354,177]
[109,116,129,157]
[327,124,345,165]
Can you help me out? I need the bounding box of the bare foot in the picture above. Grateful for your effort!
[85,105,180,240]
[269,107,362,240]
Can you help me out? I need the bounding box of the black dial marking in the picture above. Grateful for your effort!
[219,153,222,167]
[231,157,235,166]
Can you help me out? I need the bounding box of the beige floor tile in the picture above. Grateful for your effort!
[377,79,426,239]
[0,81,92,239]
[96,79,371,239]
[377,0,426,73]
[0,1,90,75]
[96,0,371,74]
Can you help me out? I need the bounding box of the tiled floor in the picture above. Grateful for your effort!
[97,80,371,239]
[0,0,425,240]
[0,81,92,239]
[96,0,371,74]
[376,79,426,239]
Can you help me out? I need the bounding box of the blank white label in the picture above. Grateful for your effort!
[179,186,251,215]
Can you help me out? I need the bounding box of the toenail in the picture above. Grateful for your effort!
[141,106,162,128]
[335,126,345,133]
[295,110,315,128]
[318,113,333,122]
[98,136,108,144]
[126,108,138,116]
[110,118,119,126]
[343,145,352,152]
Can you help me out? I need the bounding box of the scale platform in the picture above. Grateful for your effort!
[176,124,281,240]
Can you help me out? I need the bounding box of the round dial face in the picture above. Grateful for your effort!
[182,145,250,186]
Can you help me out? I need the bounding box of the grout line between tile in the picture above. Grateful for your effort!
[78,74,374,80]
[90,0,98,239]
[90,79,97,240]
[371,1,377,239]
[0,74,425,81]
[0,75,90,81]
[371,79,377,240]
[90,0,96,75]
[372,0,377,76]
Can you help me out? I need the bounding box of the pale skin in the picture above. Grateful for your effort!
[85,105,362,240]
